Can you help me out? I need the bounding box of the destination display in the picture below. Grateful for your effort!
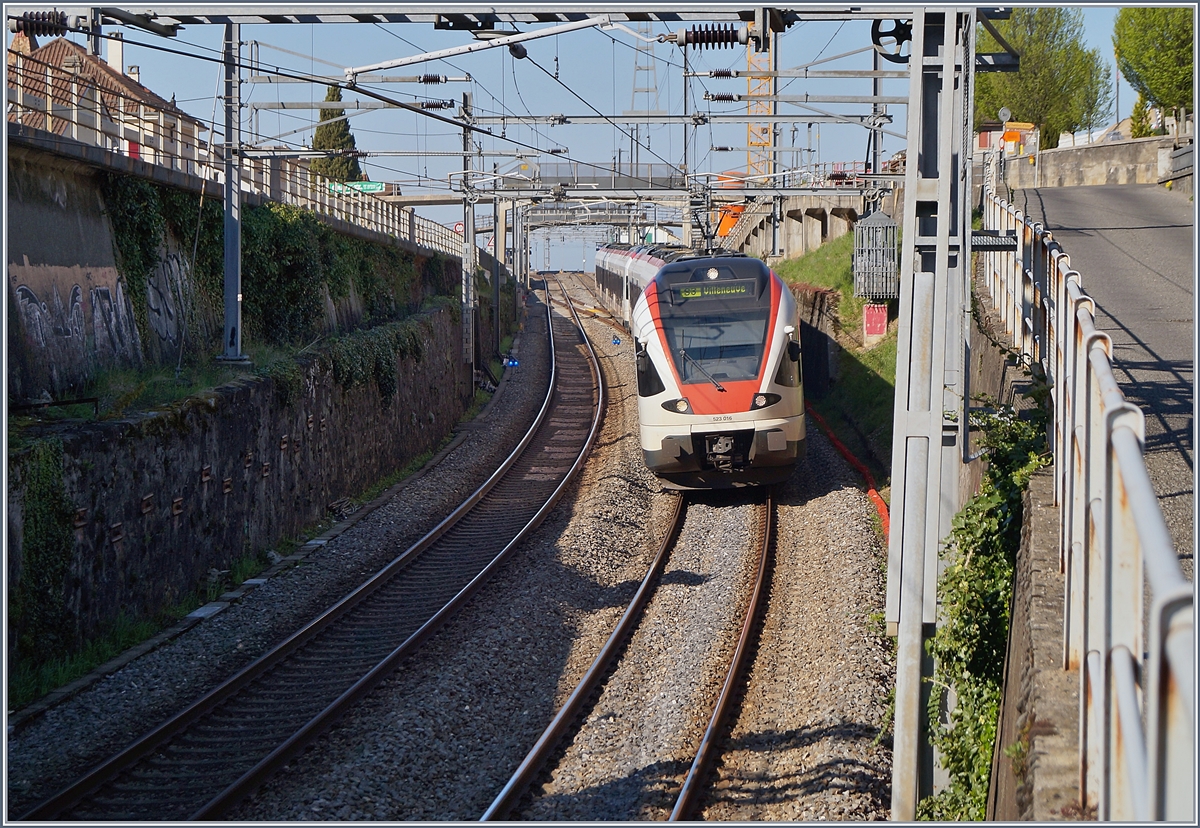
[673,278,756,301]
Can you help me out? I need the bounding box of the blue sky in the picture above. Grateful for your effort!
[8,5,1144,268]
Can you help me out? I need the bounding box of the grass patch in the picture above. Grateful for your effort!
[774,232,869,334]
[9,542,278,710]
[8,605,188,710]
[773,233,899,487]
[826,330,899,468]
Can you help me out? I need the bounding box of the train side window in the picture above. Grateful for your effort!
[635,339,666,397]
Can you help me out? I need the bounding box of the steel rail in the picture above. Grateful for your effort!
[194,281,608,818]
[480,493,687,821]
[670,491,774,820]
[20,290,602,822]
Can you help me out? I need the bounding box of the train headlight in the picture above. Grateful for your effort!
[661,398,693,414]
[750,393,782,410]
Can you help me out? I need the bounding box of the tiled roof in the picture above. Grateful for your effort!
[8,37,203,131]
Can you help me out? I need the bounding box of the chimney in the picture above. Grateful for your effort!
[108,32,124,75]
[10,31,38,55]
[127,65,140,84]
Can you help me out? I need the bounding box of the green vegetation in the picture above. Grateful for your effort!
[8,439,75,667]
[310,86,364,183]
[918,399,1048,821]
[7,544,273,711]
[1114,8,1194,117]
[101,175,441,362]
[8,612,163,710]
[774,232,898,479]
[974,8,1112,148]
[100,175,166,346]
[323,316,428,403]
[774,232,867,333]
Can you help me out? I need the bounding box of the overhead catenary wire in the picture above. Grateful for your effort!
[33,23,656,190]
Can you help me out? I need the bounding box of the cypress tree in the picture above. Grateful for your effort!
[310,86,364,183]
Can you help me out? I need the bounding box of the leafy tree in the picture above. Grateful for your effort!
[1114,7,1194,119]
[310,86,363,183]
[1071,49,1113,141]
[974,8,1112,149]
[1130,94,1153,139]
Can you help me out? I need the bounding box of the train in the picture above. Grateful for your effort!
[593,243,805,489]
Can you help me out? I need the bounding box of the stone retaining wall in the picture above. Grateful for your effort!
[7,306,472,669]
[1003,135,1178,189]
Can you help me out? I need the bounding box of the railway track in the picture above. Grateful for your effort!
[482,489,774,821]
[21,285,604,822]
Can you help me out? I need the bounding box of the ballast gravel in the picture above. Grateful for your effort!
[520,492,764,822]
[700,430,895,821]
[8,274,895,822]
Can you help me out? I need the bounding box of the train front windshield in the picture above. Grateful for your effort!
[658,274,771,384]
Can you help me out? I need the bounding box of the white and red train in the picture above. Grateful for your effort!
[593,243,805,489]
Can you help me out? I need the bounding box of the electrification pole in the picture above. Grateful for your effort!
[461,91,476,370]
[219,22,248,364]
[885,8,974,817]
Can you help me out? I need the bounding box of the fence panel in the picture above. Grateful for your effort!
[980,151,1193,821]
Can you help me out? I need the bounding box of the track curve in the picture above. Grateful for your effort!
[21,285,604,822]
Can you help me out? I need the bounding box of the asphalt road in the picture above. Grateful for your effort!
[1011,184,1195,573]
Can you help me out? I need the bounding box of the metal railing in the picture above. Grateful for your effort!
[980,152,1194,821]
[7,51,478,264]
[242,156,464,256]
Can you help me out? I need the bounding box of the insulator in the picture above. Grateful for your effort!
[420,74,445,85]
[10,11,69,36]
[710,68,734,79]
[708,93,737,103]
[684,23,740,49]
[420,100,454,110]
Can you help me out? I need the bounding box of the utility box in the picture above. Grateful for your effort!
[853,210,899,299]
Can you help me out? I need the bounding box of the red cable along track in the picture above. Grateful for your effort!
[805,402,890,537]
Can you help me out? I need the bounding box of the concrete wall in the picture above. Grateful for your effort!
[790,284,840,398]
[731,193,865,261]
[6,146,145,401]
[6,306,473,667]
[1002,135,1178,190]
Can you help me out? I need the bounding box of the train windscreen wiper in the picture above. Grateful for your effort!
[678,349,726,391]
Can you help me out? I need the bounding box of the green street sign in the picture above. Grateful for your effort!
[328,181,385,194]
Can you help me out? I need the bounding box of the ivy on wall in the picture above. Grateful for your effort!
[99,174,165,346]
[101,177,457,361]
[918,400,1048,821]
[8,438,76,672]
[324,316,428,404]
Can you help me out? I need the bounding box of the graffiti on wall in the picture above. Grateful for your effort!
[146,252,185,349]
[8,263,142,400]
